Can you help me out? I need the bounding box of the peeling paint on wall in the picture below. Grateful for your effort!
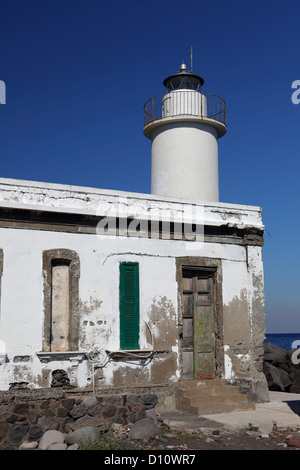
[148,296,177,348]
[79,297,103,315]
[223,289,251,352]
[146,296,179,383]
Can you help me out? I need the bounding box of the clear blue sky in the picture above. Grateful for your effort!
[0,0,299,333]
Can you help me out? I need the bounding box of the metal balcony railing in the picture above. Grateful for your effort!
[144,91,226,128]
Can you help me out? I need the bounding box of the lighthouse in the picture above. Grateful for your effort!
[143,63,227,202]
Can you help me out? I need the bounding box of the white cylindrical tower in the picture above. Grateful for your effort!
[143,63,227,201]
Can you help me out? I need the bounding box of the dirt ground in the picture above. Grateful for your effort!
[136,426,300,451]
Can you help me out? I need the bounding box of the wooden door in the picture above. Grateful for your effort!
[182,268,216,379]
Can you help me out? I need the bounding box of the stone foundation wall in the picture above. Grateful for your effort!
[0,386,167,450]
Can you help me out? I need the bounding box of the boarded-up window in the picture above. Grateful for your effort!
[42,249,80,353]
[119,262,139,350]
[51,260,70,352]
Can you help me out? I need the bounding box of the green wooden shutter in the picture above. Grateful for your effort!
[119,262,139,350]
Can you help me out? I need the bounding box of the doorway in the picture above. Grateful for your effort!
[182,267,216,380]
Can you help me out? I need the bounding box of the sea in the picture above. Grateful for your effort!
[264,333,300,351]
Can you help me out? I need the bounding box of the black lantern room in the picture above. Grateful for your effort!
[163,63,204,92]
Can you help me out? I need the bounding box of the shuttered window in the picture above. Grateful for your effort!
[119,262,140,350]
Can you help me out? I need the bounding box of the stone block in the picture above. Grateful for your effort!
[65,426,100,447]
[9,423,29,443]
[129,417,160,441]
[38,430,65,450]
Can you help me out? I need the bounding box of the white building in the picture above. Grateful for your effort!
[0,64,268,411]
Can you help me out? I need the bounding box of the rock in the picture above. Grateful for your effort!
[245,430,261,437]
[87,405,102,417]
[51,369,70,387]
[57,407,69,418]
[48,442,68,450]
[174,427,186,434]
[127,395,139,406]
[290,370,300,393]
[0,422,8,440]
[40,400,50,410]
[19,440,38,450]
[7,415,18,424]
[145,409,159,424]
[37,415,60,431]
[13,403,29,415]
[65,416,108,432]
[287,436,300,448]
[263,342,300,394]
[9,423,30,443]
[29,427,44,441]
[277,442,287,448]
[138,409,146,420]
[253,381,269,402]
[263,362,292,391]
[83,396,98,407]
[38,430,65,450]
[129,417,160,441]
[70,405,86,419]
[67,443,79,450]
[0,404,10,416]
[264,343,288,364]
[102,405,117,418]
[28,411,39,424]
[140,394,158,410]
[62,398,75,410]
[258,424,272,435]
[65,426,100,447]
[106,396,121,405]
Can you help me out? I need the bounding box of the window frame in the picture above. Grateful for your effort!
[42,249,80,352]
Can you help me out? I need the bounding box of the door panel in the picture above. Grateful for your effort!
[182,268,216,379]
[183,294,193,315]
[194,305,215,379]
[196,277,210,294]
[182,277,193,291]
